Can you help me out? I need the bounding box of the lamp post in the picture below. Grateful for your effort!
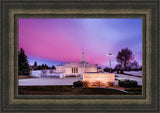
[107,53,113,73]
[83,63,86,73]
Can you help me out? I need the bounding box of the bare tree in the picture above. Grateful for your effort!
[130,60,139,70]
[116,48,134,70]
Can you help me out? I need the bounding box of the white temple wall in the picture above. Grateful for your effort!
[85,66,97,72]
[64,66,97,74]
[64,67,72,74]
[78,67,85,73]
[56,63,98,75]
[56,66,65,73]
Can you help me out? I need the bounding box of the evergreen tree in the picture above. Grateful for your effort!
[37,65,42,70]
[34,61,38,70]
[42,64,45,69]
[18,48,30,75]
[51,65,56,69]
[44,64,48,69]
[34,61,37,67]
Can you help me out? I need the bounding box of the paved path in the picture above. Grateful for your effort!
[19,78,82,86]
[19,73,142,86]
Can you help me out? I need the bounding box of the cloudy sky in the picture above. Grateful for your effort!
[18,18,142,68]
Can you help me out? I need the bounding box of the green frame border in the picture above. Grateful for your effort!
[0,0,159,112]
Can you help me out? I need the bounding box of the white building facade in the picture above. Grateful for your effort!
[56,49,97,76]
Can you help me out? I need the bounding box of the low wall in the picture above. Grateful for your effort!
[83,73,115,87]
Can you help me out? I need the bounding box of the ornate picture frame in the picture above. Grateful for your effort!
[0,0,159,112]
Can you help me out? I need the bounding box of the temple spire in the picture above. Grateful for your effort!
[81,48,85,63]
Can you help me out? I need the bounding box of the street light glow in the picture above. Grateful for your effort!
[107,53,113,56]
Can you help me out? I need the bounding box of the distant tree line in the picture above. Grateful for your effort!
[18,48,56,75]
[33,61,55,70]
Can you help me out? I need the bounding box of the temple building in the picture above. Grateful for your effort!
[56,49,98,76]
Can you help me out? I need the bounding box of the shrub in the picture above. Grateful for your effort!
[73,81,83,87]
[118,79,138,88]
[107,82,114,87]
[120,70,123,74]
[83,81,90,87]
[94,81,103,87]
[77,74,81,77]
[66,75,76,77]
[118,80,124,86]
[115,75,119,77]
[125,88,142,92]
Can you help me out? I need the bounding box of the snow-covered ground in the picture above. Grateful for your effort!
[30,70,81,78]
[30,70,42,78]
[30,70,63,78]
[123,71,142,76]
[115,74,142,85]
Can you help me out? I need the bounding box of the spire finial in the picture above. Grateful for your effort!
[81,48,85,63]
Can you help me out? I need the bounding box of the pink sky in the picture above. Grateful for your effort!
[19,18,142,68]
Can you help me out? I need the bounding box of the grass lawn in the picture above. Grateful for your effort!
[18,85,142,95]
[125,85,142,93]
[18,75,35,79]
